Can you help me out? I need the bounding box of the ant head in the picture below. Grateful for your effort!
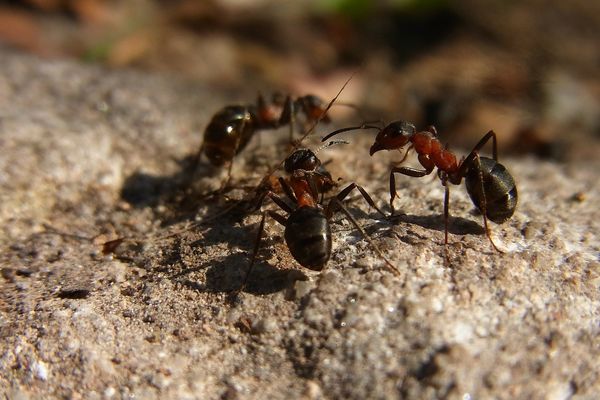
[297,95,331,123]
[369,120,416,155]
[284,148,321,173]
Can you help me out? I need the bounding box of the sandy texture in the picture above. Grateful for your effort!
[0,48,598,400]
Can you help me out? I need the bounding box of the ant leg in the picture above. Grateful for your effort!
[443,182,451,262]
[239,193,291,292]
[219,160,235,191]
[239,211,267,292]
[392,145,413,166]
[459,131,498,176]
[239,210,287,292]
[333,182,386,218]
[333,103,375,123]
[471,154,504,253]
[185,141,205,188]
[389,164,434,215]
[278,95,296,142]
[389,172,398,215]
[443,180,450,246]
[299,72,354,144]
[306,174,320,201]
[217,117,251,192]
[278,177,298,205]
[326,197,401,277]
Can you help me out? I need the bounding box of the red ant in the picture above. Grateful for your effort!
[189,93,332,190]
[240,145,401,291]
[321,121,518,252]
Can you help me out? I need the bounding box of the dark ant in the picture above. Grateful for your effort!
[189,93,332,189]
[321,121,517,252]
[241,145,400,290]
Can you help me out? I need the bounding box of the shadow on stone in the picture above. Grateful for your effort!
[391,213,485,236]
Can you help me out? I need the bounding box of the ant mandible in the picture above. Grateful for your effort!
[321,121,518,252]
[240,145,401,291]
[189,93,332,190]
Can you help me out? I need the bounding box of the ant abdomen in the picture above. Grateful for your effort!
[203,105,255,166]
[284,206,332,271]
[465,157,518,224]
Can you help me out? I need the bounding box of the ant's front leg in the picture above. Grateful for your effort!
[325,194,401,277]
[440,173,451,248]
[389,155,435,215]
[391,145,413,167]
[329,182,386,219]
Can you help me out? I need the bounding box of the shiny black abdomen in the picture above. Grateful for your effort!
[203,105,256,166]
[284,206,331,270]
[465,157,518,224]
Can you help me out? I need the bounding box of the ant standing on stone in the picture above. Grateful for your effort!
[322,121,517,252]
[188,93,333,190]
[240,144,401,291]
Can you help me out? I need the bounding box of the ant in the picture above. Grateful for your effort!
[189,92,333,190]
[321,121,517,252]
[240,145,401,291]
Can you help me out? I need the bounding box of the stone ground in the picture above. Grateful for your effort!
[0,47,598,399]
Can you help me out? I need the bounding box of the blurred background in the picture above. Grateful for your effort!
[1,0,598,159]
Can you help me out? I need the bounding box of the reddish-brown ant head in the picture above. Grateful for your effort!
[297,95,331,123]
[284,148,321,173]
[369,120,416,155]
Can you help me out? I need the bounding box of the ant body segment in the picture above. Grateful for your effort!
[241,147,400,291]
[322,122,517,252]
[190,93,332,189]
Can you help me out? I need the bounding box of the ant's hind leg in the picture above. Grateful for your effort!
[471,155,504,253]
[185,141,205,188]
[217,120,248,193]
[219,160,234,192]
[462,131,498,168]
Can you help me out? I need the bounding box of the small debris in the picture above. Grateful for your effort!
[57,288,91,299]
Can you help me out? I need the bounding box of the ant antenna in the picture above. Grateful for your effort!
[256,70,358,189]
[332,102,371,121]
[320,124,381,142]
[315,139,350,154]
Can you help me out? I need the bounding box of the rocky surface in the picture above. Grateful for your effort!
[0,48,598,399]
